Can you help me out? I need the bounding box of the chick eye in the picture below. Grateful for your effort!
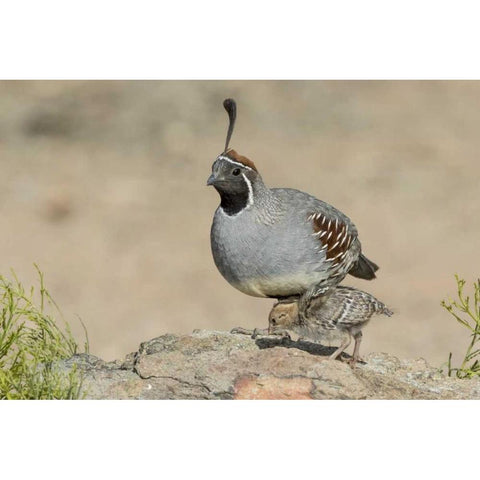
[232,168,241,176]
[270,318,277,325]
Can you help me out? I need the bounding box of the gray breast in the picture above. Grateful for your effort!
[210,190,348,297]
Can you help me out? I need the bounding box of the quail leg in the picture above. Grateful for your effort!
[329,333,351,361]
[251,327,269,339]
[230,327,255,335]
[230,327,270,339]
[268,328,292,341]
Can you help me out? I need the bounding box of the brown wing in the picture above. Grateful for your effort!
[307,212,356,268]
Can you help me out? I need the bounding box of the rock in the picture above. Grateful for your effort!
[63,330,480,400]
[234,376,314,400]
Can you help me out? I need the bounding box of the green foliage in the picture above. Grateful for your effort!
[0,266,88,399]
[441,275,480,378]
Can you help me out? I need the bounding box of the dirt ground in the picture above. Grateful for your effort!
[0,81,478,366]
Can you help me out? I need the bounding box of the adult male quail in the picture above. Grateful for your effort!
[208,98,379,300]
[268,286,393,365]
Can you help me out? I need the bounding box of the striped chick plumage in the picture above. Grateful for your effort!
[268,286,393,365]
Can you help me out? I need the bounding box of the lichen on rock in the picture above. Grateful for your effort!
[61,330,480,400]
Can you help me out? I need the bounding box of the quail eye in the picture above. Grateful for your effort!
[270,318,277,325]
[232,168,241,176]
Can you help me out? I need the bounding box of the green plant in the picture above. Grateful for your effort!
[441,275,480,378]
[0,265,89,399]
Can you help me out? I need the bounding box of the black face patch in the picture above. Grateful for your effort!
[209,154,256,215]
[219,186,250,215]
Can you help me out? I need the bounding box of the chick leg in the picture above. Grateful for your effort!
[329,333,351,361]
[349,331,363,367]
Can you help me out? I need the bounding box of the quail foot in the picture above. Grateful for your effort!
[209,99,379,307]
[268,286,393,366]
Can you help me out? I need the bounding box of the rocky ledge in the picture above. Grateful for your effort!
[63,330,480,400]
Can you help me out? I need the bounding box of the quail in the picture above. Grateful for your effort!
[208,98,379,301]
[268,286,393,365]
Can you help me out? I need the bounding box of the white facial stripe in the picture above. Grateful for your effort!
[241,173,254,208]
[217,155,254,171]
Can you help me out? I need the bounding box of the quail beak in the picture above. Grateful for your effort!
[206,173,216,186]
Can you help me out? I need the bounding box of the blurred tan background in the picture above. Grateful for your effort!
[0,81,478,366]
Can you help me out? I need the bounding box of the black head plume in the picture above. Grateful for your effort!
[223,98,236,153]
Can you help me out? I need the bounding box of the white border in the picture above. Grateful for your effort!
[2,400,478,478]
[1,1,480,78]
[1,2,478,478]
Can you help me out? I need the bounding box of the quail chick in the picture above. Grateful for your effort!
[209,99,379,303]
[268,286,393,366]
